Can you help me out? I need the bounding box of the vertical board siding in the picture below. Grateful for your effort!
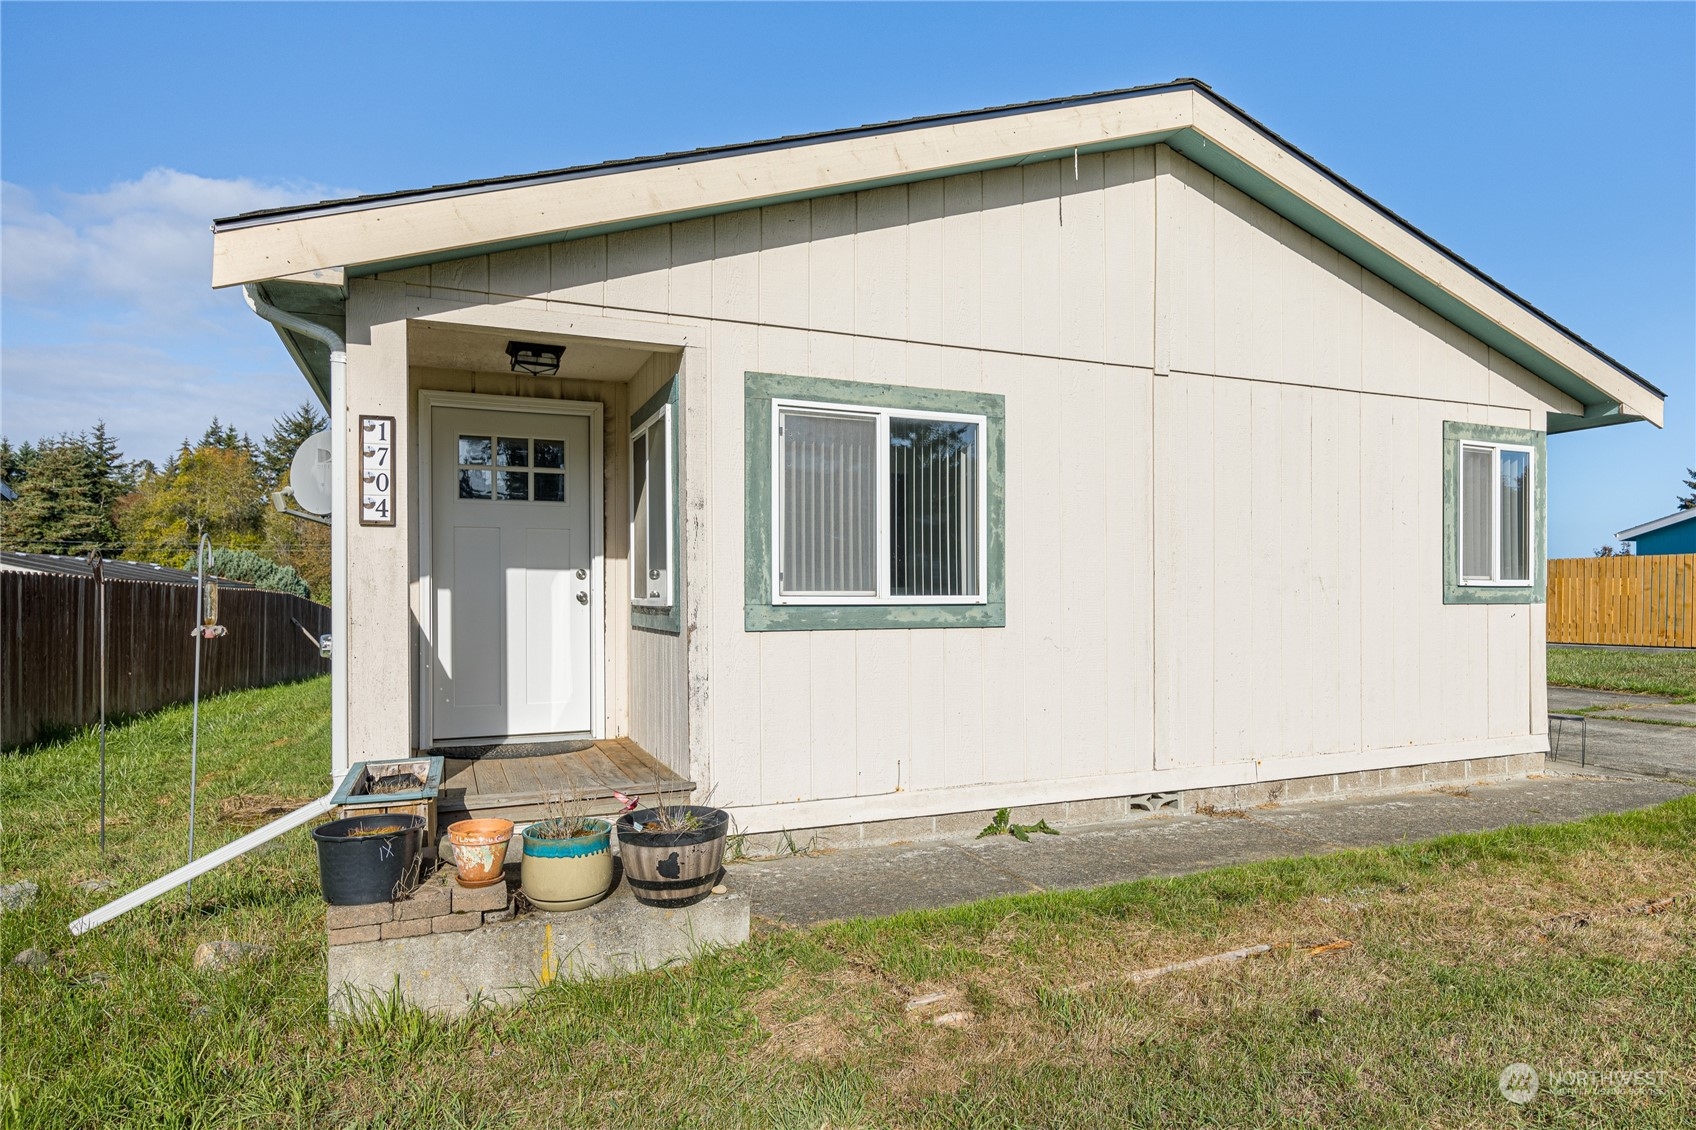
[1548,555,1695,648]
[2,574,330,749]
[399,141,1562,813]
[626,353,689,774]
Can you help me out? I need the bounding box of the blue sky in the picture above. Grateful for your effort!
[2,1,1690,556]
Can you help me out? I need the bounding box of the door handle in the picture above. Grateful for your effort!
[576,591,589,605]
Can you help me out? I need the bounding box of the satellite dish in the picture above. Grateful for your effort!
[288,431,334,516]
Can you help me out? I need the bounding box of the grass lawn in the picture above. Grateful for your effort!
[4,677,1694,1127]
[1548,647,1696,702]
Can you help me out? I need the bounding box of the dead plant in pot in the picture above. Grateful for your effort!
[519,788,615,912]
[615,781,728,908]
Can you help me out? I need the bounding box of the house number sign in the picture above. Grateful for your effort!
[359,416,396,526]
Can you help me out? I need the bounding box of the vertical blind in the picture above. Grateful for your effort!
[1499,448,1530,582]
[780,411,878,594]
[1462,445,1494,581]
[779,408,981,599]
[890,418,979,596]
[632,430,650,593]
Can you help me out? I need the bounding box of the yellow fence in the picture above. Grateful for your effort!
[1547,553,1695,648]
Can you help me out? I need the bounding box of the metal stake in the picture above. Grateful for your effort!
[187,535,211,902]
[90,551,108,855]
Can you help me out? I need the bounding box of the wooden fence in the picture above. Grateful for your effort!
[1547,553,1695,648]
[1,572,330,749]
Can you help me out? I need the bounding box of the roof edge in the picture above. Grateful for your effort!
[213,78,1211,231]
[1617,508,1696,540]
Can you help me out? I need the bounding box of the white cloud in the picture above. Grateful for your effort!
[1,169,337,316]
[0,339,309,465]
[1,168,347,460]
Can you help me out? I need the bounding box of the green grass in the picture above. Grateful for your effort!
[5,677,1695,1127]
[1548,647,1696,701]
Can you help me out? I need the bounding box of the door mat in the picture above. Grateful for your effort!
[435,739,598,761]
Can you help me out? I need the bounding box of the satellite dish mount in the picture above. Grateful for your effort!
[272,430,334,526]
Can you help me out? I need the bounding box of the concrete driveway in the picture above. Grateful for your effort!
[1547,686,1696,779]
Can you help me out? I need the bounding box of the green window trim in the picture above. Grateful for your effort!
[1442,420,1546,604]
[744,371,1006,631]
[632,377,682,635]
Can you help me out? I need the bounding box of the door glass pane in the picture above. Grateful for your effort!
[648,418,669,580]
[890,418,979,597]
[496,471,529,501]
[497,438,529,467]
[1461,446,1494,581]
[631,431,649,592]
[534,439,564,469]
[534,473,565,502]
[781,410,876,595]
[458,468,492,500]
[1499,449,1530,582]
[459,436,492,466]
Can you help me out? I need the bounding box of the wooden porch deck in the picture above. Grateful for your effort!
[435,737,693,824]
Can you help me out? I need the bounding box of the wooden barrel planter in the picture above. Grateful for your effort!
[615,806,729,908]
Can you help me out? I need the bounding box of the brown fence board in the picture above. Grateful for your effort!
[0,573,330,749]
[1548,554,1695,648]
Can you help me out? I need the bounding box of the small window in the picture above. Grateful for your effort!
[773,399,986,605]
[1459,441,1533,586]
[630,404,672,608]
[456,434,566,503]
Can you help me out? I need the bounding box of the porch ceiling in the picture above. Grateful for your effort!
[407,321,657,381]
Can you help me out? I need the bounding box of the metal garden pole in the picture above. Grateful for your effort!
[187,534,211,901]
[89,551,108,855]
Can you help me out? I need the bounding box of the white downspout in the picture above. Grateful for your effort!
[243,285,350,783]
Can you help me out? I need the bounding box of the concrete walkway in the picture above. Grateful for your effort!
[1547,686,1696,778]
[729,769,1692,928]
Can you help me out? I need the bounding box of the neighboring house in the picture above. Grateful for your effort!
[1617,509,1696,556]
[210,80,1665,839]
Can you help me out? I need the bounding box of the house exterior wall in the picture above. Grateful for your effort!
[1629,519,1696,556]
[339,142,1572,828]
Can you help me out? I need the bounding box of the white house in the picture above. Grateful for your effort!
[211,80,1665,841]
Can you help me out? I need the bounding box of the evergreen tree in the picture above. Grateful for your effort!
[1679,468,1695,511]
[199,418,247,453]
[86,421,132,511]
[259,401,329,491]
[1,438,39,488]
[207,547,312,599]
[0,435,119,555]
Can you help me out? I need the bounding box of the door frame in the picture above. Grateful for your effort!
[416,390,606,747]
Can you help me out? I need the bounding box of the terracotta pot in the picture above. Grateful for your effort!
[520,819,614,911]
[447,818,514,888]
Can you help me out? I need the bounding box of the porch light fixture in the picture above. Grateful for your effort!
[506,340,564,377]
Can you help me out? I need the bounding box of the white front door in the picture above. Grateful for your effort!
[431,406,594,742]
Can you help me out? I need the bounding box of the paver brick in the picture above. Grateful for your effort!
[433,912,480,934]
[381,917,433,940]
[329,924,381,946]
[452,881,509,915]
[326,902,392,930]
[393,886,452,921]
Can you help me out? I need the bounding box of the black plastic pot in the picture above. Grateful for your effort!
[312,813,426,905]
[615,806,729,908]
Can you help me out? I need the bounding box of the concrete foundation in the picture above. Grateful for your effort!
[727,751,1548,857]
[328,881,750,1018]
